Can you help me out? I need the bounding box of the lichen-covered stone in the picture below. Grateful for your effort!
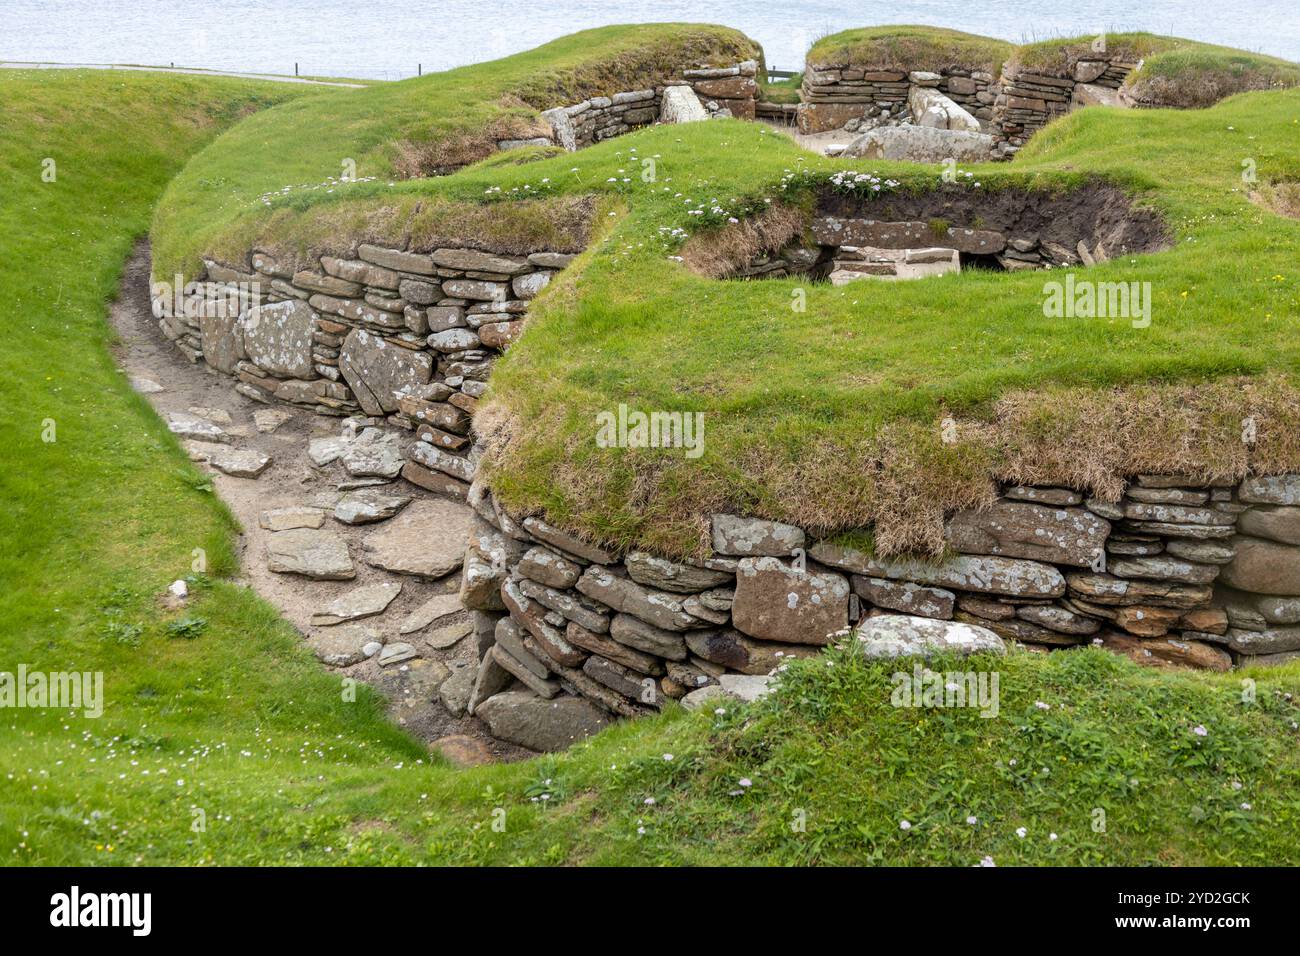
[241,299,316,378]
[339,328,433,415]
[731,557,848,645]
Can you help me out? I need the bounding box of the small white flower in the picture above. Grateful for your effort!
[1015,827,1027,839]
[899,820,912,831]
[738,778,752,788]
[644,797,655,806]
[1193,725,1208,737]
[1241,802,1252,811]
[662,753,673,761]
[1049,832,1058,841]
[978,855,996,867]
[966,815,978,825]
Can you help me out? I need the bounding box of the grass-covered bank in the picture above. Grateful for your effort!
[2,44,1300,867]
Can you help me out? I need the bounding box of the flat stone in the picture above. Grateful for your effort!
[854,614,1005,659]
[501,580,588,665]
[361,499,474,578]
[431,734,496,768]
[307,436,350,466]
[241,299,316,378]
[852,576,954,619]
[1108,555,1219,585]
[259,506,326,531]
[431,248,529,274]
[339,328,433,415]
[711,514,805,557]
[625,551,733,593]
[1065,572,1212,609]
[1016,604,1100,635]
[425,619,472,650]
[1239,475,1300,506]
[944,501,1109,568]
[130,376,164,394]
[378,641,419,666]
[253,408,293,433]
[467,652,514,716]
[266,528,355,580]
[399,592,463,634]
[475,689,611,752]
[1098,632,1232,671]
[512,272,552,300]
[686,628,819,675]
[522,516,615,563]
[309,624,382,666]
[209,448,272,478]
[809,541,1066,599]
[517,547,582,589]
[1164,539,1236,564]
[1220,536,1300,596]
[517,578,609,633]
[576,566,698,631]
[1239,506,1300,546]
[340,428,405,478]
[681,674,773,711]
[565,621,664,674]
[608,612,688,660]
[1004,486,1082,506]
[840,126,994,163]
[199,310,245,373]
[731,557,849,645]
[166,412,230,444]
[1217,627,1300,656]
[334,491,411,525]
[310,581,402,625]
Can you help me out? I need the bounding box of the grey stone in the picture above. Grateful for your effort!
[467,652,513,716]
[682,674,773,711]
[1165,539,1236,564]
[810,541,1066,599]
[625,551,733,593]
[609,612,688,660]
[253,408,293,433]
[258,506,326,531]
[1239,475,1300,505]
[209,448,272,478]
[731,557,849,645]
[339,328,433,415]
[1239,506,1300,546]
[686,628,819,675]
[309,625,382,667]
[522,516,615,563]
[842,126,994,162]
[333,491,411,525]
[1109,555,1219,585]
[711,514,805,556]
[436,661,476,714]
[854,614,1005,659]
[266,529,354,580]
[378,641,419,666]
[852,576,954,619]
[307,436,349,466]
[1218,627,1300,656]
[399,592,463,635]
[425,619,472,650]
[310,581,402,625]
[659,85,709,123]
[517,547,582,589]
[576,566,698,631]
[339,428,405,478]
[1220,536,1300,596]
[944,501,1109,568]
[361,499,474,578]
[241,299,316,378]
[199,309,245,373]
[475,689,611,752]
[166,412,230,444]
[512,272,552,300]
[431,249,529,274]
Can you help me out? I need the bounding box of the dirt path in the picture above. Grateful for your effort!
[109,242,532,765]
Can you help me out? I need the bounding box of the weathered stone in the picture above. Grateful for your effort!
[258,506,326,531]
[681,674,774,710]
[442,279,507,301]
[841,127,994,163]
[1218,588,1300,627]
[956,595,1017,621]
[576,566,698,632]
[361,499,473,578]
[1220,536,1300,596]
[478,320,524,349]
[501,579,587,666]
[333,491,411,525]
[253,408,293,433]
[1015,604,1100,635]
[685,628,818,675]
[1004,486,1082,506]
[853,614,1005,659]
[731,557,848,645]
[625,551,733,593]
[1164,539,1236,564]
[309,624,382,667]
[955,613,1083,647]
[339,328,433,415]
[1065,573,1212,609]
[339,428,405,478]
[460,550,505,611]
[431,249,529,274]
[475,689,611,752]
[241,299,316,378]
[517,547,581,589]
[660,85,708,123]
[493,616,551,678]
[266,529,354,580]
[307,435,349,466]
[1239,506,1300,546]
[399,592,462,635]
[1097,632,1232,671]
[608,612,688,660]
[467,651,513,716]
[810,541,1066,599]
[1109,555,1219,585]
[522,516,615,563]
[209,448,272,478]
[408,441,476,483]
[437,660,477,714]
[1217,627,1300,656]
[199,309,245,373]
[427,328,481,352]
[908,86,981,131]
[564,621,664,674]
[944,501,1109,568]
[517,578,609,634]
[357,244,434,275]
[852,576,954,619]
[310,581,402,625]
[1112,605,1182,637]
[710,514,805,556]
[377,641,419,666]
[166,412,230,444]
[1239,475,1300,506]
[582,655,657,704]
[1123,502,1235,527]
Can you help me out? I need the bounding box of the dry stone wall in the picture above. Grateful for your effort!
[457,472,1300,747]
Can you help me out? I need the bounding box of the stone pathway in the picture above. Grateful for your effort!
[109,242,532,764]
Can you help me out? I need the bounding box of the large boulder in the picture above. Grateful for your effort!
[1220,536,1300,596]
[730,557,849,645]
[240,299,316,379]
[475,690,611,752]
[908,86,981,131]
[842,126,994,163]
[339,328,433,415]
[855,614,1005,659]
[660,86,708,123]
[1239,506,1300,546]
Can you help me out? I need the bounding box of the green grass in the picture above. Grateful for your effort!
[807,25,1014,74]
[5,38,1300,867]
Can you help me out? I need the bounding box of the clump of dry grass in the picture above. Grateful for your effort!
[1251,182,1300,221]
[393,97,554,177]
[680,202,807,278]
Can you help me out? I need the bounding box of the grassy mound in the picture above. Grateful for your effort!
[150,23,759,282]
[806,25,1013,75]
